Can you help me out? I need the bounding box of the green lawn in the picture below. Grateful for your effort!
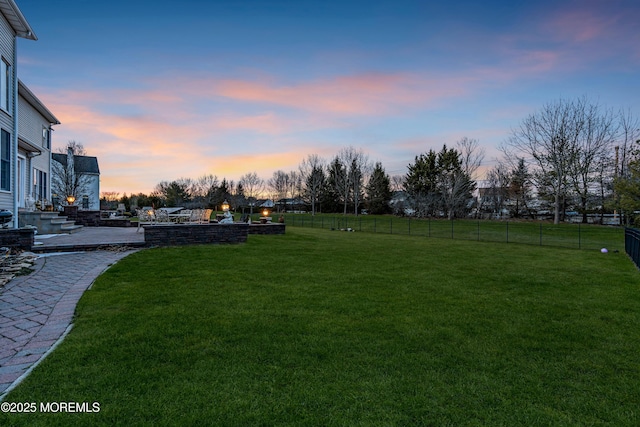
[2,228,639,426]
[282,214,623,250]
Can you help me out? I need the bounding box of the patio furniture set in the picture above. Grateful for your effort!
[136,208,214,232]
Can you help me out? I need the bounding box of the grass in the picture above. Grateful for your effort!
[1,228,639,426]
[282,214,623,250]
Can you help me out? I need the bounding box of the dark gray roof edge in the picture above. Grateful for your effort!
[18,80,60,125]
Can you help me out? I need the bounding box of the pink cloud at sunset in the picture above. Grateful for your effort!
[214,73,469,116]
[17,0,638,196]
[211,113,294,136]
[546,8,619,44]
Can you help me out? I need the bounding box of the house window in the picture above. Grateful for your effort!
[1,130,10,191]
[42,127,50,149]
[33,168,48,201]
[0,59,9,112]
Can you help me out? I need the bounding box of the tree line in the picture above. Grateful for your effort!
[101,96,640,225]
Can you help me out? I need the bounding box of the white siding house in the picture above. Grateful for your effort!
[18,80,60,210]
[0,0,60,228]
[51,151,100,211]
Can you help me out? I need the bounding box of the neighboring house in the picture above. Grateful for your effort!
[51,151,100,210]
[1,0,60,228]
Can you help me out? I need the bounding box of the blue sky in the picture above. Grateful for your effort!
[15,0,640,194]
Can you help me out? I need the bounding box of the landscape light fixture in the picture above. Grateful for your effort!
[66,195,76,205]
[262,208,269,217]
[222,200,230,212]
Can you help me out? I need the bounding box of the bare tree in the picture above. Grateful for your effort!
[484,162,511,218]
[613,109,640,224]
[268,170,289,212]
[568,101,618,223]
[328,155,350,215]
[239,172,264,215]
[55,140,86,156]
[286,171,302,200]
[617,108,640,179]
[504,98,585,224]
[299,154,325,215]
[333,146,370,215]
[193,174,219,208]
[391,175,404,192]
[457,137,485,180]
[437,144,476,219]
[51,141,94,206]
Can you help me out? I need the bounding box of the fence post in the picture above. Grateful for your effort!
[428,218,431,238]
[477,220,480,241]
[408,217,411,235]
[374,218,376,233]
[451,219,454,239]
[506,221,509,243]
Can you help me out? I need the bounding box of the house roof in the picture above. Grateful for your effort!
[18,136,41,155]
[18,80,60,125]
[0,0,37,40]
[52,153,100,174]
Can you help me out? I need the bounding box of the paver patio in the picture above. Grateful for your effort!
[0,247,137,399]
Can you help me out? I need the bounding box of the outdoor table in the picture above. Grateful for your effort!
[168,213,190,223]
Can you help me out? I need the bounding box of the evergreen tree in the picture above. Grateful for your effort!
[509,158,533,218]
[365,162,392,214]
[325,158,346,213]
[404,150,439,216]
[437,145,475,219]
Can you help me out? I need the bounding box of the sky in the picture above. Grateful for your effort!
[15,0,640,195]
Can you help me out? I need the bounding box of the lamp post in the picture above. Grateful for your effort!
[64,195,78,220]
[260,208,272,224]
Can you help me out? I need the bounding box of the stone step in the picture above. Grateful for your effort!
[38,212,63,219]
[18,211,80,234]
[61,223,83,233]
[50,217,70,224]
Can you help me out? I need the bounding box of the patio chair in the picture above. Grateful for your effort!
[187,209,203,224]
[155,209,170,223]
[200,209,213,223]
[136,208,156,232]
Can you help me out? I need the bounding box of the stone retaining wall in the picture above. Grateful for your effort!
[61,210,100,227]
[0,228,35,250]
[99,218,132,227]
[143,223,250,247]
[248,223,286,235]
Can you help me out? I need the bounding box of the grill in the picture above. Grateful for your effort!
[0,210,12,228]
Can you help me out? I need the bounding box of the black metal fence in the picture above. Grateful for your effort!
[282,214,623,251]
[625,228,640,269]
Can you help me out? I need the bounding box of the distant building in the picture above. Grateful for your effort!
[51,150,100,210]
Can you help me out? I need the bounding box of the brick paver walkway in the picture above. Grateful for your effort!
[0,249,137,399]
